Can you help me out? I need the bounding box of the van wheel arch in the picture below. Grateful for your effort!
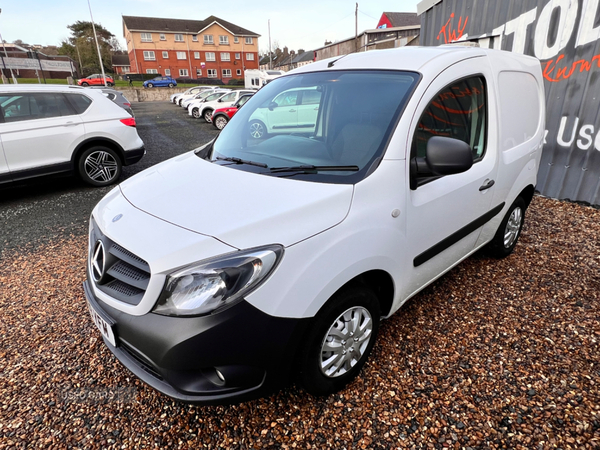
[292,270,394,389]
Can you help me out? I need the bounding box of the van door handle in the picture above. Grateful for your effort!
[64,121,79,127]
[479,179,495,191]
[289,109,296,112]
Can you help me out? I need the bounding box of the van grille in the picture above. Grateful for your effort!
[89,219,150,306]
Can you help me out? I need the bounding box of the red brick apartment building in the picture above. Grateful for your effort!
[122,15,260,81]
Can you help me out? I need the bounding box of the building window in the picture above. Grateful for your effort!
[207,69,217,78]
[143,51,155,61]
[234,36,239,43]
[222,69,232,78]
[141,33,152,42]
[162,51,168,59]
[204,35,214,44]
[221,52,230,61]
[196,69,202,77]
[177,52,186,60]
[165,69,171,76]
[179,69,189,77]
[146,68,158,74]
[194,52,200,59]
[192,35,198,42]
[246,53,254,61]
[160,34,166,41]
[206,52,215,61]
[235,53,241,60]
[219,35,229,45]
[174,34,184,42]
[245,37,253,44]
[236,69,241,76]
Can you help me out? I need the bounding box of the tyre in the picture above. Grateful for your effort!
[191,108,201,119]
[249,120,266,139]
[107,82,114,87]
[213,115,229,130]
[78,146,122,187]
[168,83,174,88]
[487,197,526,258]
[147,82,154,88]
[81,82,89,86]
[298,286,380,396]
[178,99,183,106]
[203,109,213,123]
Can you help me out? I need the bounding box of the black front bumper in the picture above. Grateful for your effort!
[83,280,309,405]
[123,146,145,166]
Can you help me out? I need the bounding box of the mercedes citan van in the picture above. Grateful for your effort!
[84,46,545,404]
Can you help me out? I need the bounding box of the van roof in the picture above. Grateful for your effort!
[290,45,538,75]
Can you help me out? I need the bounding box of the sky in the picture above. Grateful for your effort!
[3,0,422,53]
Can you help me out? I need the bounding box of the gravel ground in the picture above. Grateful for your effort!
[1,195,599,449]
[1,103,599,449]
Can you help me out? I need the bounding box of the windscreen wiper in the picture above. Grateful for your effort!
[215,156,268,168]
[269,164,359,173]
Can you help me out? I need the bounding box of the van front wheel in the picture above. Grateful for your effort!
[487,197,526,258]
[298,287,380,396]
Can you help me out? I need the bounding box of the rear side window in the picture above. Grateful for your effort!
[0,93,77,122]
[412,76,487,162]
[300,90,321,105]
[66,93,93,114]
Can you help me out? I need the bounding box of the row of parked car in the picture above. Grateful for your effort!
[170,86,255,130]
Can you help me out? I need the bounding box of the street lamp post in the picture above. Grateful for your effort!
[0,8,18,84]
[87,0,108,87]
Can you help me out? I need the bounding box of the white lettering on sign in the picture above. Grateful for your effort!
[576,0,600,46]
[556,116,600,150]
[534,0,579,60]
[492,0,600,59]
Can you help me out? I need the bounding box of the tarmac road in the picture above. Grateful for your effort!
[0,101,219,256]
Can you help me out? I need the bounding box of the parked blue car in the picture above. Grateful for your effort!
[143,76,177,88]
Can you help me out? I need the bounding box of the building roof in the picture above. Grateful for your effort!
[112,55,131,66]
[381,12,420,27]
[292,51,314,64]
[122,15,260,37]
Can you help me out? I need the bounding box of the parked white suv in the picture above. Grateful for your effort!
[85,46,545,404]
[0,85,144,187]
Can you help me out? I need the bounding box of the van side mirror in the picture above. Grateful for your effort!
[268,102,278,111]
[410,137,473,189]
[426,136,473,175]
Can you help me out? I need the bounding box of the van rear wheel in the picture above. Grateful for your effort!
[298,286,380,396]
[487,197,526,258]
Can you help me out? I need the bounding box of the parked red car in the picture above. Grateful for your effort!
[211,93,254,130]
[77,74,115,87]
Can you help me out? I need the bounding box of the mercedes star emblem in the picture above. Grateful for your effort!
[91,240,106,282]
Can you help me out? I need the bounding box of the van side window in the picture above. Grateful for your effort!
[412,76,487,162]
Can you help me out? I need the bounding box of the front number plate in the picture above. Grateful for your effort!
[87,300,117,347]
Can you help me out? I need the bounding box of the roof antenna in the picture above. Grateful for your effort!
[328,53,349,68]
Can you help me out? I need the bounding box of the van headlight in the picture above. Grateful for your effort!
[153,245,283,316]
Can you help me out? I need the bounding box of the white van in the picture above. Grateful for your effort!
[84,46,545,404]
[244,69,285,90]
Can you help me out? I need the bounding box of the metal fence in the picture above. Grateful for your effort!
[418,0,600,205]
